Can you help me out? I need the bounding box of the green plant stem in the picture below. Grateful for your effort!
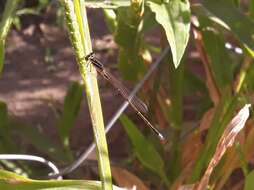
[0,0,20,73]
[167,56,184,182]
[60,1,112,189]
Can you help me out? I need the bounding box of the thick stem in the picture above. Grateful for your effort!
[60,1,112,189]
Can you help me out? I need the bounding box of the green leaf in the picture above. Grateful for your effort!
[85,0,130,8]
[183,68,207,95]
[0,0,20,74]
[0,101,17,152]
[69,0,113,188]
[0,169,29,181]
[12,123,69,163]
[202,0,254,51]
[103,9,117,33]
[202,30,233,89]
[118,49,145,81]
[250,0,254,19]
[244,63,254,91]
[57,82,83,149]
[115,5,147,81]
[0,39,4,73]
[168,61,184,129]
[120,115,169,186]
[115,7,138,49]
[166,60,184,180]
[142,8,158,32]
[147,0,190,68]
[0,169,102,190]
[15,8,40,16]
[244,170,254,190]
[0,101,8,129]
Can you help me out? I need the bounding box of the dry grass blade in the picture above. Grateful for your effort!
[178,104,251,190]
[111,167,149,190]
[178,184,195,190]
[196,104,251,190]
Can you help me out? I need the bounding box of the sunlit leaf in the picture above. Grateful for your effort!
[0,0,20,74]
[103,9,117,33]
[147,0,190,68]
[0,169,124,190]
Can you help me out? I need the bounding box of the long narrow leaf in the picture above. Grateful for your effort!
[120,115,169,186]
[60,0,113,189]
[0,169,104,190]
[202,30,233,89]
[57,82,83,150]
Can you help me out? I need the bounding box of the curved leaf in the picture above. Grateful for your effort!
[0,169,101,190]
[147,0,190,68]
[120,115,169,186]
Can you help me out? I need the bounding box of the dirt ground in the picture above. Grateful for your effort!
[0,9,129,159]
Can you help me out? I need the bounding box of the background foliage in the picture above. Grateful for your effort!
[0,0,253,189]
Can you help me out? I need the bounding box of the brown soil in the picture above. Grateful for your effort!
[0,9,128,160]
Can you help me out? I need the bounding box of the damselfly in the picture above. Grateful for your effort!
[85,52,164,140]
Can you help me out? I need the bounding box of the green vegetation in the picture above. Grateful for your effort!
[0,0,253,189]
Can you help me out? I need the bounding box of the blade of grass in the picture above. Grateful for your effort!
[77,0,113,189]
[0,169,102,190]
[57,82,83,156]
[12,122,69,163]
[0,0,20,73]
[60,1,112,189]
[120,115,169,187]
[189,94,239,182]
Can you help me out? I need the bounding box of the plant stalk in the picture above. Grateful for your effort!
[60,0,112,189]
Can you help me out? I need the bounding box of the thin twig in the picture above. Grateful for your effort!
[0,154,61,179]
